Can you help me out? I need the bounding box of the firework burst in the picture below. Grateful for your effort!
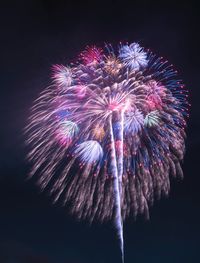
[25,42,189,263]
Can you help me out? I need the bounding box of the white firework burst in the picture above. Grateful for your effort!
[119,42,148,70]
[52,64,73,87]
[74,140,103,163]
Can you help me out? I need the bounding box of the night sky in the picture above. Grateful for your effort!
[1,1,200,262]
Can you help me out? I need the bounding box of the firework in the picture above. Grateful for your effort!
[25,42,189,263]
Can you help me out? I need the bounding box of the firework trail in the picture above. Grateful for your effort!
[25,42,189,262]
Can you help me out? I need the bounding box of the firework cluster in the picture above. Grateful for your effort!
[26,42,189,223]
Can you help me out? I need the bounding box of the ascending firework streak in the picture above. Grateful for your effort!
[25,42,189,263]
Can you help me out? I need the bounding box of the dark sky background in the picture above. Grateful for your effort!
[0,1,200,262]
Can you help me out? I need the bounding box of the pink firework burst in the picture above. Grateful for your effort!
[25,42,189,263]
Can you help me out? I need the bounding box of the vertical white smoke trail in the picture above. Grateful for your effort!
[117,110,125,194]
[117,110,125,263]
[109,115,124,263]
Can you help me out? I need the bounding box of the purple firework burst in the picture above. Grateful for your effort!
[25,42,189,263]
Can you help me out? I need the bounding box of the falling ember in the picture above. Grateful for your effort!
[25,42,189,263]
